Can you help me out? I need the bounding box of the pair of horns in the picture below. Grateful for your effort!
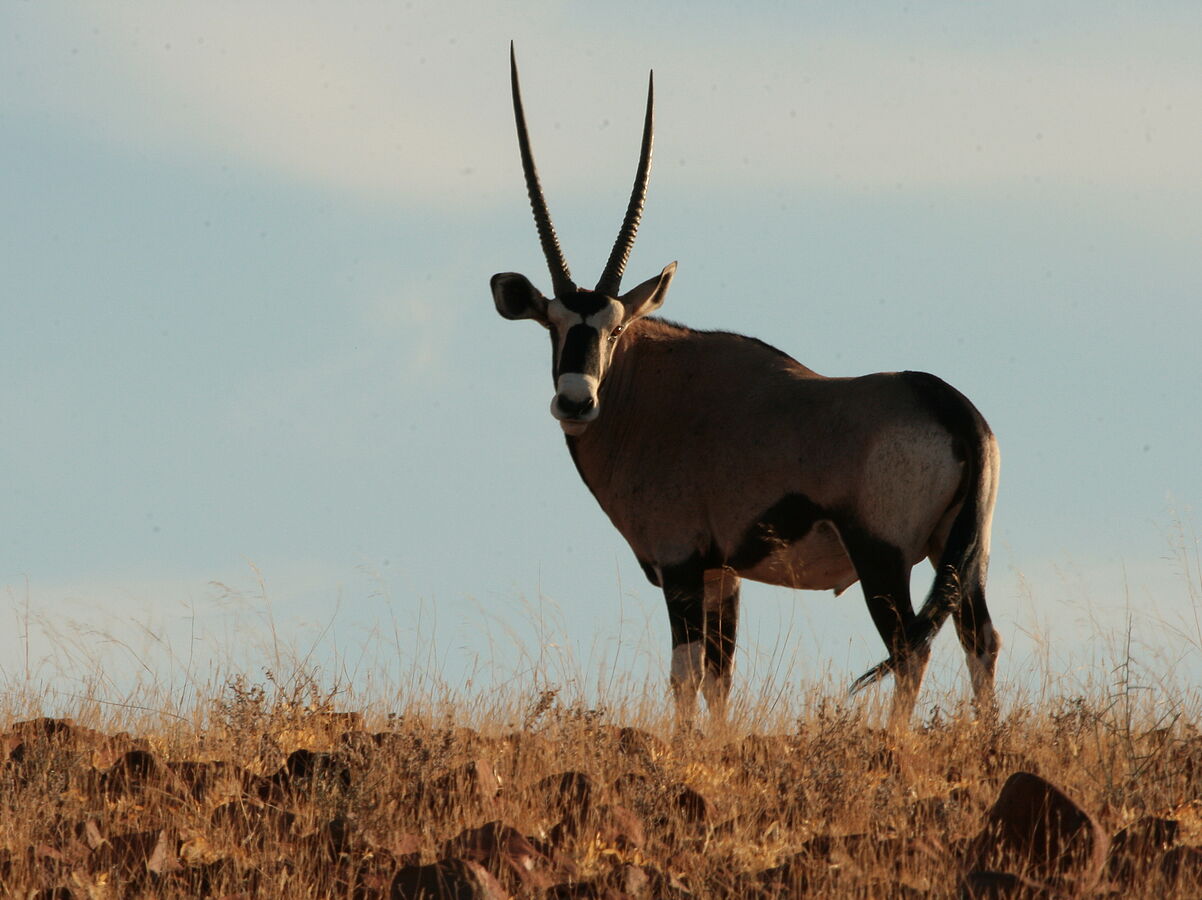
[509,43,654,299]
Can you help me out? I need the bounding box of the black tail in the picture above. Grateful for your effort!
[849,374,995,695]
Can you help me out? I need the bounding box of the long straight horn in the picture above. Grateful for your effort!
[510,43,575,297]
[595,71,654,299]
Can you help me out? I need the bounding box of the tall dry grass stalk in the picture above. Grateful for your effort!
[2,535,1201,896]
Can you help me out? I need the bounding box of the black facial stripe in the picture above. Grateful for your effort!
[561,290,609,316]
[558,323,599,375]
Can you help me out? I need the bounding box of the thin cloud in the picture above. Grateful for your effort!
[7,5,1201,208]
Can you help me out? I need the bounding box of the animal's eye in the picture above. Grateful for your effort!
[608,325,624,342]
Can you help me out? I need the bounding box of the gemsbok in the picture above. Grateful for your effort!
[491,47,1001,726]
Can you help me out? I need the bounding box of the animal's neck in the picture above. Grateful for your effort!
[567,318,682,494]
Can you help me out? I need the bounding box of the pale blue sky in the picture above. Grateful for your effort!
[4,3,1201,714]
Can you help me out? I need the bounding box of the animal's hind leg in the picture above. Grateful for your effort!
[953,580,1000,717]
[702,569,740,721]
[845,529,927,727]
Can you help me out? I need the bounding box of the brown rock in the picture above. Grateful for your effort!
[611,772,651,804]
[549,802,646,852]
[80,819,105,851]
[32,841,82,875]
[210,800,296,842]
[908,795,951,829]
[167,759,248,803]
[615,727,669,761]
[292,815,355,864]
[422,758,502,811]
[90,829,171,881]
[147,829,184,875]
[339,728,380,759]
[963,772,1106,890]
[172,856,260,896]
[753,856,815,896]
[352,848,403,899]
[756,833,936,892]
[390,832,424,866]
[596,804,646,851]
[613,863,649,896]
[1106,816,1179,885]
[671,783,714,828]
[391,858,508,899]
[261,747,351,801]
[961,869,1050,899]
[8,717,77,743]
[729,733,795,766]
[90,731,151,769]
[544,882,631,899]
[536,770,597,823]
[1160,845,1202,887]
[500,730,553,766]
[442,820,553,889]
[101,748,161,797]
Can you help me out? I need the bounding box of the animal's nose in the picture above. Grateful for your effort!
[555,393,596,419]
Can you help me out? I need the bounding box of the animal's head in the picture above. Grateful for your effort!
[491,45,676,435]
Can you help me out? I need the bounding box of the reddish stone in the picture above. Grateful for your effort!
[544,882,630,899]
[1160,845,1202,887]
[961,869,1049,899]
[101,748,161,797]
[391,858,508,899]
[8,717,77,742]
[615,727,669,760]
[595,805,646,851]
[167,759,248,802]
[441,820,552,889]
[671,784,714,827]
[90,829,172,880]
[1107,816,1179,885]
[536,771,597,822]
[964,772,1107,890]
[423,758,502,811]
[210,800,296,842]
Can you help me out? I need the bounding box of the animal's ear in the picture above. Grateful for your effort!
[619,262,676,320]
[491,272,549,323]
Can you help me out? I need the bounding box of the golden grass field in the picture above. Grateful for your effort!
[4,540,1202,897]
[3,659,1202,898]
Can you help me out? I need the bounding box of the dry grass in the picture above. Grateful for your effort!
[5,531,1202,897]
[2,664,1202,898]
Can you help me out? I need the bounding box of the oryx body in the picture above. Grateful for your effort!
[492,48,1000,725]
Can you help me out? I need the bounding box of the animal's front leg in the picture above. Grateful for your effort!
[662,561,706,728]
[702,569,740,722]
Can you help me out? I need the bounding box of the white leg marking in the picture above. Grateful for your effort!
[671,640,704,724]
[671,641,705,688]
[702,671,732,717]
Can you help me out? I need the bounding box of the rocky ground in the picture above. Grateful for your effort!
[2,691,1202,897]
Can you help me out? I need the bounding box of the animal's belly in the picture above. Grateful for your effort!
[738,519,858,593]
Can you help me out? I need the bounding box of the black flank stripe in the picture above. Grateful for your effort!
[727,493,824,571]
